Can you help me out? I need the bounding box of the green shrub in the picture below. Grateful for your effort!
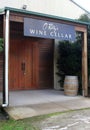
[56,40,82,92]
[0,38,4,52]
[57,40,82,76]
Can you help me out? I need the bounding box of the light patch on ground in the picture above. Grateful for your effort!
[5,106,37,120]
[73,115,90,124]
[42,122,79,130]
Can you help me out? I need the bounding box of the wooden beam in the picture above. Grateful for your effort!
[75,26,87,33]
[82,31,88,96]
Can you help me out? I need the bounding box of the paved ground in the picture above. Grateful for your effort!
[2,90,90,120]
[33,109,90,130]
[9,90,81,106]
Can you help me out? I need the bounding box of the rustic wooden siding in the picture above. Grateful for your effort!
[38,39,54,89]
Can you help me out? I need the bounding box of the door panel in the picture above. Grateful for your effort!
[9,38,54,90]
[18,40,25,89]
[9,40,19,90]
[38,39,54,89]
[24,39,33,88]
[9,39,33,90]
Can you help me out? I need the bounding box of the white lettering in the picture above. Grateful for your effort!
[44,31,47,36]
[39,30,43,35]
[36,30,38,35]
[61,33,64,38]
[50,32,55,37]
[57,32,61,37]
[29,29,35,34]
[69,34,72,39]
[29,29,47,36]
[43,23,48,30]
[65,34,68,39]
[43,22,58,31]
[29,28,73,40]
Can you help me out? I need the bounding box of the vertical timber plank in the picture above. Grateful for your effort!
[82,31,88,96]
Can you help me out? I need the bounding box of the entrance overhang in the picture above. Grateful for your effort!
[0,7,89,107]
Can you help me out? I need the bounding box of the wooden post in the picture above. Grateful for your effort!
[82,31,88,96]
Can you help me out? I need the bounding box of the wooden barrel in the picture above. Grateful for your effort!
[64,76,78,96]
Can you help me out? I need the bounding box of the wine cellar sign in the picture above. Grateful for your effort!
[24,18,75,41]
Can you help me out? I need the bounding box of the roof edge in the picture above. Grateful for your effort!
[0,8,5,14]
[3,6,89,25]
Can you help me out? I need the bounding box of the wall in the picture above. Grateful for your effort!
[0,0,85,19]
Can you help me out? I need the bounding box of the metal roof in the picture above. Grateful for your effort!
[1,6,90,25]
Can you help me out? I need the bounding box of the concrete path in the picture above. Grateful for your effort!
[3,90,90,120]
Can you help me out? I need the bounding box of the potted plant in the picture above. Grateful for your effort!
[56,40,82,96]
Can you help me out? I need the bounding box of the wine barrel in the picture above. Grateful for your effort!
[64,76,78,96]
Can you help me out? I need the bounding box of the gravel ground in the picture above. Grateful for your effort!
[33,109,90,130]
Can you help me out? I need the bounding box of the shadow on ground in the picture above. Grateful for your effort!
[0,106,9,120]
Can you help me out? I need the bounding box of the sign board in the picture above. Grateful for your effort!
[24,18,75,41]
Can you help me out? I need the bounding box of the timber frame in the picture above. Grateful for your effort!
[0,7,89,107]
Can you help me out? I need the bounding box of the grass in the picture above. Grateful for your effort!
[0,111,50,130]
[1,108,90,130]
[0,110,67,130]
[0,118,38,130]
[0,113,56,130]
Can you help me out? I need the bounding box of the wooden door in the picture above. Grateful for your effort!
[9,38,37,90]
[18,39,33,89]
[9,38,54,90]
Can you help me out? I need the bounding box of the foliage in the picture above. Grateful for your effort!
[56,40,82,88]
[0,38,4,52]
[57,40,82,76]
[78,14,90,22]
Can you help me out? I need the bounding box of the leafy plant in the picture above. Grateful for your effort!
[57,40,82,75]
[56,40,82,88]
[0,38,4,52]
